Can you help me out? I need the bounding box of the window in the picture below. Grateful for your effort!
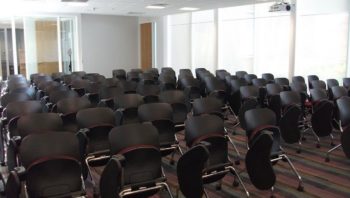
[295,13,349,82]
[168,13,191,75]
[218,6,254,74]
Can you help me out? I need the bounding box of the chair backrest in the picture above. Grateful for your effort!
[20,132,82,198]
[6,101,46,121]
[235,71,248,79]
[310,89,328,102]
[292,76,305,84]
[177,145,209,198]
[262,73,274,83]
[1,93,31,107]
[266,84,283,96]
[343,78,350,89]
[290,82,307,93]
[216,70,230,81]
[113,69,126,80]
[225,75,238,86]
[331,86,348,100]
[274,77,289,86]
[311,100,334,137]
[280,91,301,106]
[99,86,124,100]
[138,103,173,122]
[136,84,160,96]
[244,74,257,85]
[185,115,228,169]
[252,78,267,87]
[327,79,339,90]
[114,94,144,110]
[230,79,248,93]
[311,80,326,90]
[17,113,63,138]
[109,123,161,186]
[240,85,259,99]
[192,97,222,117]
[9,87,36,99]
[307,75,319,89]
[204,76,226,93]
[279,104,302,144]
[119,80,137,93]
[49,90,79,104]
[76,107,115,128]
[336,97,350,127]
[56,97,92,115]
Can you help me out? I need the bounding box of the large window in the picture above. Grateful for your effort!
[166,1,350,80]
[191,10,216,73]
[218,6,254,74]
[168,13,191,75]
[295,13,349,82]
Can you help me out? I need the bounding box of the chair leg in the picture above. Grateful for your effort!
[325,143,342,162]
[160,182,174,198]
[228,167,250,197]
[203,189,209,198]
[330,134,335,146]
[216,180,222,190]
[85,156,97,191]
[226,135,241,165]
[270,186,275,198]
[281,154,303,191]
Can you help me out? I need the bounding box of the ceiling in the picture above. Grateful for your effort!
[0,0,273,17]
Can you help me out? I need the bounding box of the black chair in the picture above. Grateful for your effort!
[311,80,327,90]
[159,90,190,128]
[235,71,247,79]
[177,145,210,198]
[71,79,91,96]
[331,86,348,100]
[204,77,228,105]
[327,79,339,99]
[274,77,290,91]
[127,71,140,82]
[72,71,86,77]
[51,72,65,82]
[114,94,144,125]
[307,75,319,89]
[98,86,124,109]
[76,107,116,186]
[266,84,283,97]
[56,97,92,133]
[310,89,328,102]
[136,84,160,103]
[279,91,303,152]
[185,115,249,196]
[244,74,257,85]
[113,69,126,80]
[262,73,274,83]
[292,76,305,84]
[6,132,85,197]
[245,108,303,192]
[47,90,79,112]
[138,103,182,163]
[119,80,137,94]
[159,74,177,91]
[343,78,350,89]
[228,79,248,115]
[104,78,120,88]
[7,113,64,170]
[139,73,156,85]
[326,97,350,162]
[216,70,230,82]
[10,87,36,100]
[100,123,173,198]
[1,93,31,111]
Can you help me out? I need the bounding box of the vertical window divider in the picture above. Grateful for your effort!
[57,17,63,72]
[214,9,219,72]
[11,16,18,75]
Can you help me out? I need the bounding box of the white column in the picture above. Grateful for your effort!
[11,17,18,74]
[57,17,63,72]
[214,9,219,71]
[289,0,298,80]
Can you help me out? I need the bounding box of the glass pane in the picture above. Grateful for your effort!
[192,10,216,73]
[60,17,75,73]
[15,17,26,77]
[24,17,59,76]
[169,14,191,75]
[295,13,349,82]
[0,17,12,80]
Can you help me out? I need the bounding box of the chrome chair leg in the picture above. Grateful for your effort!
[160,182,174,198]
[226,135,241,165]
[228,167,250,197]
[204,189,209,198]
[281,154,303,191]
[325,143,342,162]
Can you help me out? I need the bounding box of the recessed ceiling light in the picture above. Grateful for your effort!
[146,5,165,9]
[179,7,199,11]
[65,2,89,7]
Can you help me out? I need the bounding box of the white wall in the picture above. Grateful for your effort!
[81,14,139,77]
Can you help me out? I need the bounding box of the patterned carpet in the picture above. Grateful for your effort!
[89,119,350,198]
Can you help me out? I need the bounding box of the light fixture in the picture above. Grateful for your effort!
[65,2,89,7]
[146,5,165,9]
[179,7,199,11]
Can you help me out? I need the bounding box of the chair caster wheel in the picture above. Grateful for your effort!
[235,160,240,165]
[325,157,330,162]
[233,180,239,187]
[297,185,304,192]
[296,149,301,154]
[316,144,320,148]
[216,184,222,191]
